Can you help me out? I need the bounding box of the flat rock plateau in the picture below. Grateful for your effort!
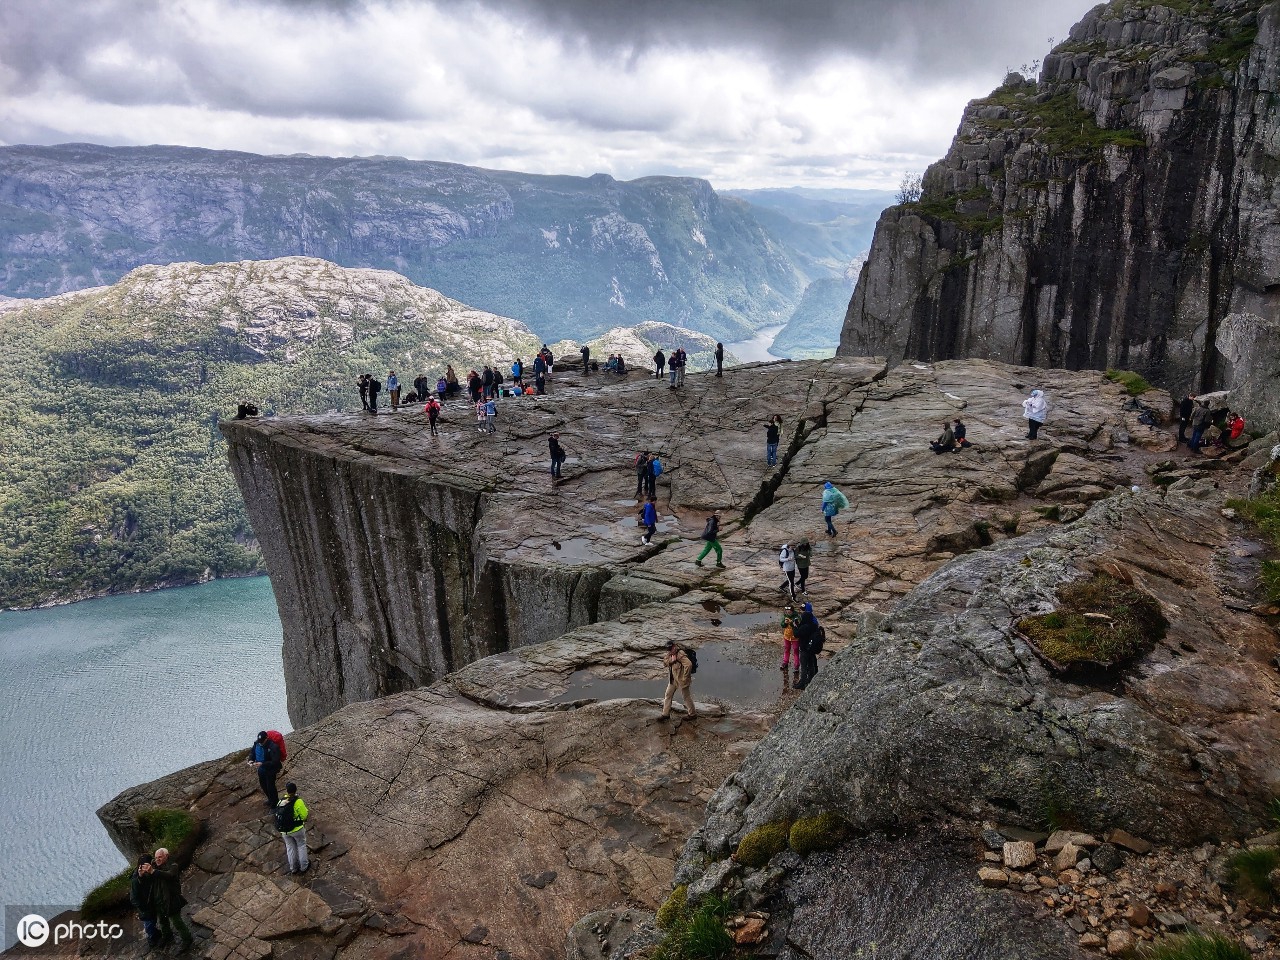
[19,357,1279,960]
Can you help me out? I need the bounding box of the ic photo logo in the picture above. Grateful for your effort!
[5,907,125,951]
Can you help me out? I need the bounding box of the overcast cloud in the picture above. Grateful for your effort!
[0,0,1088,189]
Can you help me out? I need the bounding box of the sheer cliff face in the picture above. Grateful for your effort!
[840,0,1279,399]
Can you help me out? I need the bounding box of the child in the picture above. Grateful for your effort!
[475,399,487,432]
[484,396,497,433]
[780,604,800,678]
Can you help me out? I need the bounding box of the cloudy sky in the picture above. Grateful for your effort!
[0,0,1088,190]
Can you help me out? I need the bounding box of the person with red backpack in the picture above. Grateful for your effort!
[248,730,284,808]
[424,396,441,437]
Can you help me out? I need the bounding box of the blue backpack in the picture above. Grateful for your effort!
[652,457,663,477]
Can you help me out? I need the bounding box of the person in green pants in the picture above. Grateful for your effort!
[694,512,724,567]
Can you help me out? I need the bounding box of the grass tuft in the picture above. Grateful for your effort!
[1227,485,1280,603]
[80,808,199,919]
[653,894,735,960]
[1227,848,1279,907]
[1106,369,1153,396]
[1140,933,1251,960]
[1017,573,1167,667]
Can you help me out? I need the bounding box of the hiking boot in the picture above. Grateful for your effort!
[175,939,193,955]
[715,562,725,568]
[657,713,670,721]
[694,560,703,567]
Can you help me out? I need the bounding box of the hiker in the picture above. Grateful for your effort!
[653,348,666,380]
[953,417,970,450]
[778,543,797,599]
[468,371,482,403]
[475,399,487,431]
[424,397,441,437]
[694,511,724,567]
[794,538,812,594]
[581,344,590,374]
[248,730,282,808]
[1229,412,1246,444]
[668,355,679,389]
[533,352,547,386]
[780,604,800,679]
[640,496,658,544]
[413,373,430,401]
[549,433,567,479]
[675,349,687,387]
[543,346,555,374]
[1178,394,1195,445]
[484,396,497,433]
[445,365,460,396]
[151,847,194,953]
[634,452,653,499]
[130,854,160,951]
[357,373,370,411]
[821,481,849,537]
[766,416,781,466]
[714,342,724,377]
[482,366,495,399]
[660,641,696,720]
[615,355,627,375]
[387,371,401,409]
[367,374,381,413]
[511,358,523,386]
[930,421,956,454]
[436,376,448,402]
[1022,389,1048,439]
[1189,400,1212,451]
[794,602,822,689]
[276,782,311,875]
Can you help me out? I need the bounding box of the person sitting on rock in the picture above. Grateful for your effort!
[615,355,627,375]
[952,417,971,450]
[930,421,956,454]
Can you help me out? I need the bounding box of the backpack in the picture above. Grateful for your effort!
[273,798,297,832]
[266,730,287,761]
[812,626,827,655]
[686,648,698,674]
[634,452,643,467]
[652,457,663,477]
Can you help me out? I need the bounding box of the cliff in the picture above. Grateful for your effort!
[840,0,1279,407]
[0,256,717,609]
[0,144,803,342]
[53,358,1277,959]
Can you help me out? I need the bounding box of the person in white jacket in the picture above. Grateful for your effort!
[778,544,797,599]
[1022,389,1048,439]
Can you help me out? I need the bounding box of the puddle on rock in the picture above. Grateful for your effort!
[510,641,784,709]
[547,537,605,563]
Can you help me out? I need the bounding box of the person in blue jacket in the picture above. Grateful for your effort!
[247,731,282,808]
[641,497,658,544]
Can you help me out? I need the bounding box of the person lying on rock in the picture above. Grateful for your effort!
[930,421,956,454]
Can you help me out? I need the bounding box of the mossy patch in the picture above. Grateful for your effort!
[1227,486,1280,603]
[788,812,848,855]
[657,884,688,930]
[1016,573,1167,669]
[1106,369,1153,396]
[1140,933,1251,960]
[735,819,793,868]
[1227,848,1279,908]
[80,808,200,919]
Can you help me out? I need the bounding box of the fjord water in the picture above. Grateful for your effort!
[0,578,287,917]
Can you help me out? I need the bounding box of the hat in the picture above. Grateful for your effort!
[803,602,813,613]
[257,731,268,742]
[823,481,833,489]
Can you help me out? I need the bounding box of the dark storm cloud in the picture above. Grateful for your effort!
[266,0,1077,76]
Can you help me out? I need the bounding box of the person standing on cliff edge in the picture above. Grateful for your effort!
[367,374,381,414]
[151,847,194,953]
[581,344,591,375]
[276,782,310,875]
[357,373,370,412]
[387,370,401,409]
[248,730,282,808]
[714,342,724,377]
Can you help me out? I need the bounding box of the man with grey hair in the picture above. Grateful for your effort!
[151,847,194,953]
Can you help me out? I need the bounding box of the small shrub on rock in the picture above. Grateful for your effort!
[81,808,200,919]
[1227,847,1279,907]
[788,812,848,855]
[653,894,734,960]
[1106,369,1153,395]
[1016,573,1167,669]
[735,820,792,868]
[1140,933,1251,960]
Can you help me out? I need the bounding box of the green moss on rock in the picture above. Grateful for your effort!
[788,812,848,855]
[1017,573,1167,668]
[656,884,688,930]
[735,819,793,868]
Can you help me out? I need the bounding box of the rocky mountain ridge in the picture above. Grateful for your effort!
[840,0,1279,414]
[0,144,805,343]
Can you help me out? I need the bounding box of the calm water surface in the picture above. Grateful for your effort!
[726,322,786,364]
[0,578,287,917]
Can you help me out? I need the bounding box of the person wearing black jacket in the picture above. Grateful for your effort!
[367,375,381,413]
[654,349,666,380]
[714,342,724,377]
[581,344,591,374]
[694,512,724,567]
[549,433,567,480]
[357,374,370,411]
[130,854,160,950]
[152,847,193,953]
[634,452,654,498]
[482,366,495,399]
[248,731,282,808]
[1178,394,1195,445]
[794,603,821,689]
[765,416,781,466]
